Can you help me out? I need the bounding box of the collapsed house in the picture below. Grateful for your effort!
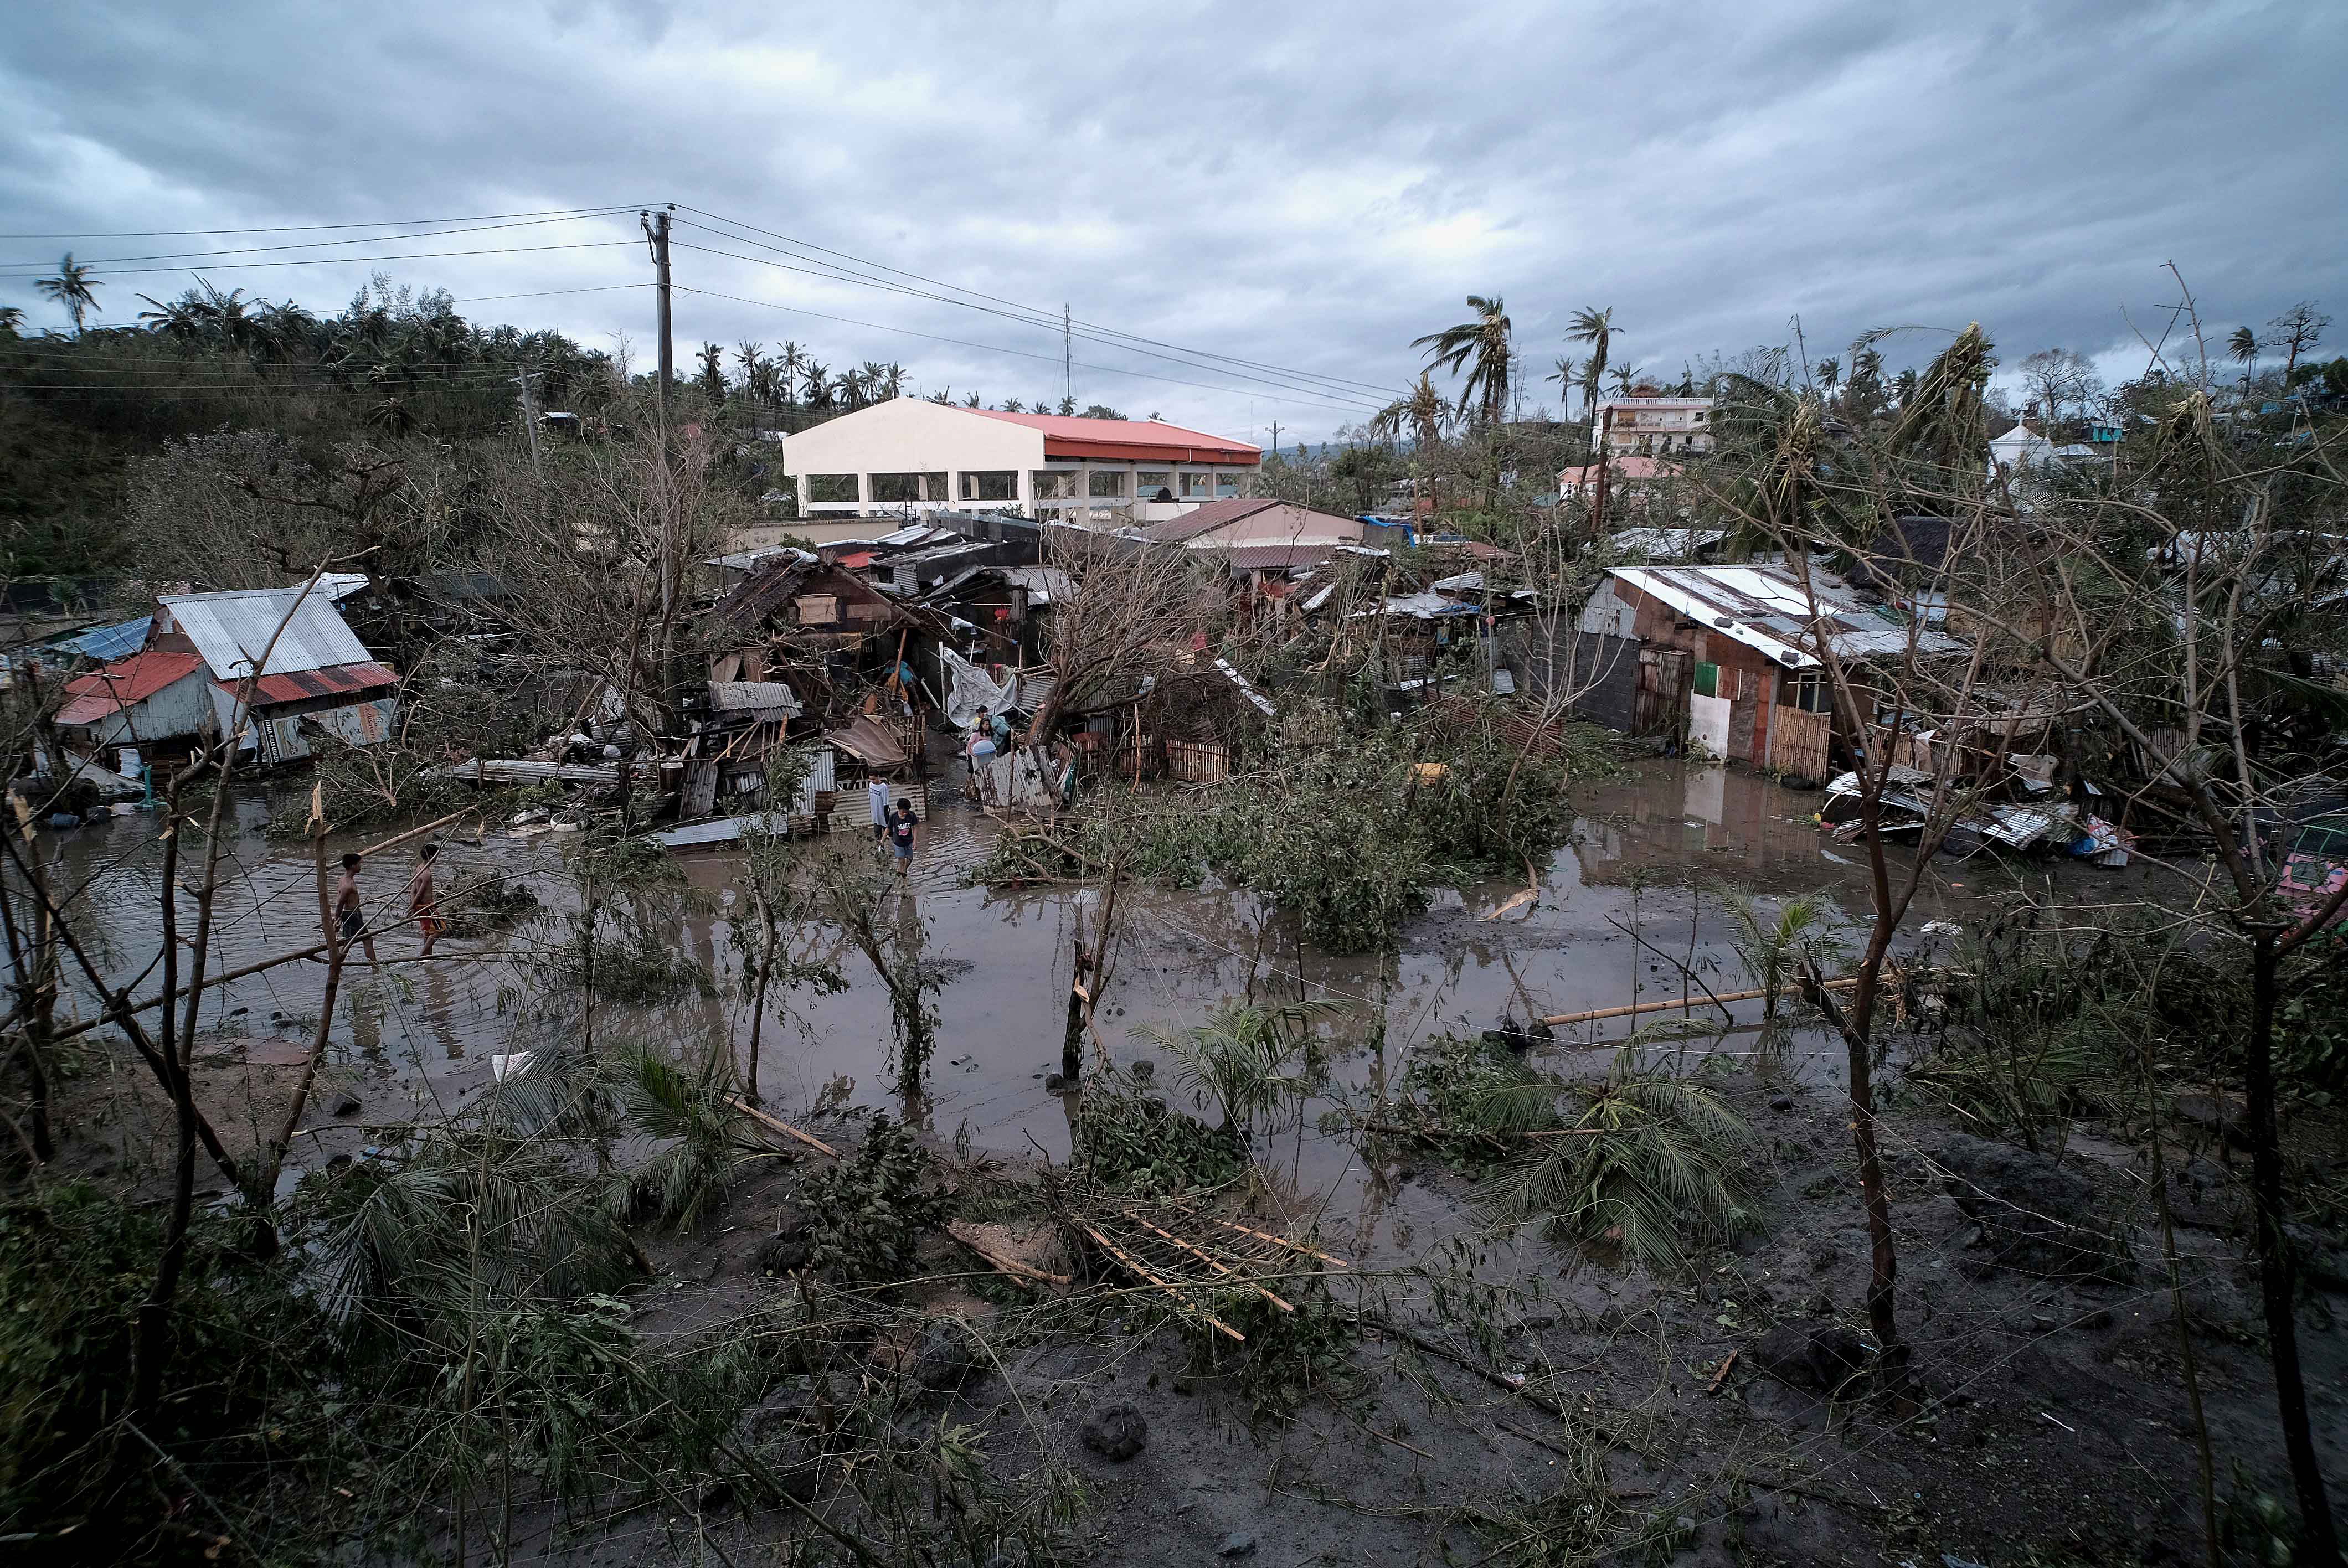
[57,583,397,771]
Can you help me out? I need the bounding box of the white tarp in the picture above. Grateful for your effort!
[941,648,1021,732]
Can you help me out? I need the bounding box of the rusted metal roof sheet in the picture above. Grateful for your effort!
[221,660,397,706]
[56,651,204,724]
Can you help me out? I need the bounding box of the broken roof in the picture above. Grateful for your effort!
[230,661,398,706]
[1606,564,1966,669]
[158,584,374,679]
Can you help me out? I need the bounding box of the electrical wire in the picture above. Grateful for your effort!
[0,239,639,280]
[0,210,645,272]
[0,204,658,240]
[669,215,1396,414]
[676,203,1403,403]
[673,284,1383,416]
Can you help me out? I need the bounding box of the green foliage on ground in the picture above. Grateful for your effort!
[798,1113,952,1281]
[0,1182,334,1550]
[1072,1083,1248,1195]
[977,697,1610,952]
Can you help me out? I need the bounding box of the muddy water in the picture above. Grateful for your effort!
[39,761,2063,1222]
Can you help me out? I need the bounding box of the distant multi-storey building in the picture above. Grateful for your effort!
[1591,389,1714,456]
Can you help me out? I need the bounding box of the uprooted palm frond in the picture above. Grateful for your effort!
[1134,998,1343,1135]
[606,1036,758,1234]
[1475,1051,1755,1277]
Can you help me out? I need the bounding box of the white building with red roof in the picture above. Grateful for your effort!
[779,398,1261,527]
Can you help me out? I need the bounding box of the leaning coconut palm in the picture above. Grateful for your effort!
[1135,998,1342,1138]
[2228,325,2261,405]
[1476,1050,1754,1277]
[1412,294,1512,429]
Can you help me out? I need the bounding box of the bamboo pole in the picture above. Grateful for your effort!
[354,803,484,862]
[730,1096,841,1158]
[1156,1200,1350,1268]
[1113,1203,1295,1312]
[1539,976,1858,1029]
[1075,1219,1244,1341]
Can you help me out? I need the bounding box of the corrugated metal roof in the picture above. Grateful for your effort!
[53,616,152,662]
[224,660,397,705]
[1608,565,1966,669]
[708,680,805,715]
[965,409,1260,463]
[161,585,373,678]
[56,651,204,724]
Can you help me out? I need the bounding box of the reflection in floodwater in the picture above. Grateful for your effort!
[40,762,2066,1241]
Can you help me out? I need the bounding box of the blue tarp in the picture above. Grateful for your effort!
[53,617,151,662]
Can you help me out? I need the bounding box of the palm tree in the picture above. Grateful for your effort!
[0,305,23,337]
[695,341,726,401]
[961,391,980,408]
[1567,306,1622,420]
[1001,398,1027,414]
[800,360,832,410]
[1607,363,1645,397]
[734,339,766,401]
[1719,891,1848,1052]
[2229,325,2261,405]
[1403,372,1450,451]
[1369,398,1407,450]
[776,341,805,407]
[881,362,907,399]
[35,254,101,333]
[1816,357,1841,391]
[1544,355,1578,415]
[1410,294,1512,428]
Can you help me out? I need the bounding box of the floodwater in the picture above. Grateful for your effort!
[34,760,2049,1224]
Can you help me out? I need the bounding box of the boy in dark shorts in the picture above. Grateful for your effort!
[333,852,378,966]
[887,798,919,874]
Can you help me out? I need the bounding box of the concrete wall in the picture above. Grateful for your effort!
[780,399,1257,524]
[782,400,1044,514]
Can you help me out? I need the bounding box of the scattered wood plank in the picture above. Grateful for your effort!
[945,1220,1071,1287]
[1708,1348,1739,1394]
[730,1096,840,1158]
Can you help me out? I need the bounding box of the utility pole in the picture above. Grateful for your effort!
[1062,303,1072,413]
[1268,419,1282,456]
[512,368,544,484]
[641,205,675,436]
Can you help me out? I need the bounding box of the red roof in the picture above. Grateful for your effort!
[56,651,203,725]
[964,409,1259,465]
[218,660,397,706]
[1560,457,1673,485]
[836,550,877,570]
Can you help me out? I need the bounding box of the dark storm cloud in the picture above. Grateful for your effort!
[4,1,2342,439]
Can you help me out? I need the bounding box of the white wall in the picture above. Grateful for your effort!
[781,400,1044,513]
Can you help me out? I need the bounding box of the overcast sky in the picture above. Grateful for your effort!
[4,1,2342,443]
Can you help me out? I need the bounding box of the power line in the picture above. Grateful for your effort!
[0,210,643,272]
[668,215,1393,413]
[0,240,638,281]
[0,204,657,240]
[672,285,1383,416]
[676,203,1402,403]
